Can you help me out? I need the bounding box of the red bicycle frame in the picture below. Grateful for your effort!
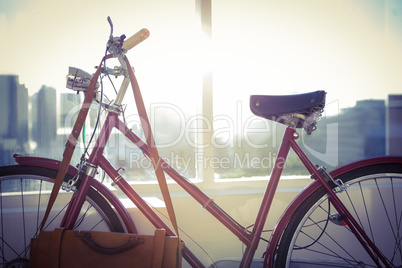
[14,54,397,267]
[54,102,390,267]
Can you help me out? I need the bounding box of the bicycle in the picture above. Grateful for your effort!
[1,17,402,267]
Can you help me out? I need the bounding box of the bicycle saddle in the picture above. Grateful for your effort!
[250,90,326,133]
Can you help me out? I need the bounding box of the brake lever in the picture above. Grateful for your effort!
[106,16,126,58]
[107,16,113,40]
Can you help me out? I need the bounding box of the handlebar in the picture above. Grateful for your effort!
[122,28,150,51]
[67,19,149,95]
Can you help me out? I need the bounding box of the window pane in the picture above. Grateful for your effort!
[0,0,201,182]
[212,0,402,178]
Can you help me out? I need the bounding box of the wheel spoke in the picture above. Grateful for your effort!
[0,165,126,267]
[375,179,396,240]
[20,178,28,259]
[358,181,374,240]
[275,164,402,267]
[35,180,43,237]
[390,178,402,264]
[0,181,4,267]
[298,216,360,266]
[74,203,94,229]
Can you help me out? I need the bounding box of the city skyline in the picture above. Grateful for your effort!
[1,73,401,178]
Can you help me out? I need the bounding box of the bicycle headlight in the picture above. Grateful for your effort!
[66,67,99,92]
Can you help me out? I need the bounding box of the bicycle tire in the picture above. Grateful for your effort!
[275,163,402,267]
[0,165,125,268]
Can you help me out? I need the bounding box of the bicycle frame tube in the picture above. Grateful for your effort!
[62,112,297,267]
[57,61,312,267]
[239,128,293,267]
[288,128,390,267]
[57,55,390,267]
[59,110,203,267]
[264,156,402,267]
[62,111,116,229]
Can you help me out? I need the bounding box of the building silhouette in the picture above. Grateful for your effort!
[32,86,57,155]
[0,74,400,176]
[0,75,28,165]
[388,95,402,155]
[60,93,81,129]
[305,99,386,168]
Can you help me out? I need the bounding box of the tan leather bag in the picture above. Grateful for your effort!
[30,228,183,268]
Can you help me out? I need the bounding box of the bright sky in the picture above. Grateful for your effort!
[1,0,402,114]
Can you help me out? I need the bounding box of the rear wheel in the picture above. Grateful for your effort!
[275,163,402,267]
[0,165,125,268]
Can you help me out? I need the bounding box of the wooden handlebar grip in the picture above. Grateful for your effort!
[122,28,150,51]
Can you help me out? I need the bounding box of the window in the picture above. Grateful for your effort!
[1,0,402,183]
[209,0,402,179]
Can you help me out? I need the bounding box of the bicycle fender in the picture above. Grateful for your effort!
[13,154,78,176]
[264,156,402,267]
[12,154,138,234]
[329,156,402,177]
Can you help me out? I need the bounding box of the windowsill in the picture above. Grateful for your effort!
[109,175,312,199]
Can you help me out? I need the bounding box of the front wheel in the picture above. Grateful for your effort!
[275,163,402,267]
[0,165,126,268]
